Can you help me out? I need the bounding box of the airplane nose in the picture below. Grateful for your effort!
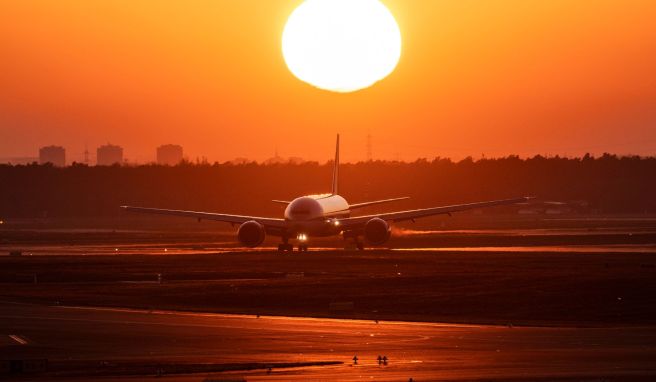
[285,197,323,221]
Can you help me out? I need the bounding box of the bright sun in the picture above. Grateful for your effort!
[282,0,402,93]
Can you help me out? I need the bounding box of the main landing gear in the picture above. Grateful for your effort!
[277,237,297,252]
[343,236,365,251]
[277,243,294,252]
[343,231,365,251]
[298,244,309,252]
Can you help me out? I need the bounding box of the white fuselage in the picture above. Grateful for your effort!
[284,194,350,237]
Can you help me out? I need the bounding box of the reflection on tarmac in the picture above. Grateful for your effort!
[3,224,656,256]
[1,302,655,381]
[393,227,656,236]
[4,243,656,256]
[394,244,656,253]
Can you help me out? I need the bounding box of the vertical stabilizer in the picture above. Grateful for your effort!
[332,134,339,195]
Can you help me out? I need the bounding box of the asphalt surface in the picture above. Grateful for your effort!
[1,302,655,381]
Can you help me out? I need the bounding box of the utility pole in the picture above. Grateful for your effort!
[84,143,90,165]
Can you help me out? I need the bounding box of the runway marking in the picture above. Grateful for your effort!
[56,305,492,329]
[0,314,440,347]
[8,334,28,345]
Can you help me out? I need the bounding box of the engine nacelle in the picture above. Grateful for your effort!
[237,220,265,247]
[364,218,391,246]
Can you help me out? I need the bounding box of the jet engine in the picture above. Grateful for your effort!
[237,220,265,247]
[364,218,391,245]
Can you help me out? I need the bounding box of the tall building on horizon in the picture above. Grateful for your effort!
[156,144,183,166]
[96,144,123,166]
[39,145,66,167]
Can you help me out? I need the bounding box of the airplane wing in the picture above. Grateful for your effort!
[339,197,531,228]
[120,206,288,229]
[349,197,410,210]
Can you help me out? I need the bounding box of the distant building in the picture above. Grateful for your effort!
[96,144,123,166]
[156,144,183,166]
[39,146,66,167]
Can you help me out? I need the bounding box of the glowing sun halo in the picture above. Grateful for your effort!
[282,0,402,93]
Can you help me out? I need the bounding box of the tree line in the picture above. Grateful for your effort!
[1,154,654,218]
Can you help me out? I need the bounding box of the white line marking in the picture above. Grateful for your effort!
[8,334,28,345]
[56,305,490,329]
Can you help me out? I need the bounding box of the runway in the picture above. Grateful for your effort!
[1,302,655,381]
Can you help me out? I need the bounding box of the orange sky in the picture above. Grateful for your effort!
[1,0,655,163]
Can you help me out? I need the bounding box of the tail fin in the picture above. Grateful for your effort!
[331,134,339,195]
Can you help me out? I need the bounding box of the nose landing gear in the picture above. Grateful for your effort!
[348,239,364,251]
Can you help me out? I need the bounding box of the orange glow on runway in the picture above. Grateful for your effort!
[3,302,655,381]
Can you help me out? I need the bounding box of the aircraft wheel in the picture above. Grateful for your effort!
[357,242,365,251]
[279,243,294,252]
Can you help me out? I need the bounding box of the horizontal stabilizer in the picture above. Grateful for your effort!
[349,197,410,210]
[272,200,292,205]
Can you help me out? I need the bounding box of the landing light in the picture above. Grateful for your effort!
[297,233,308,242]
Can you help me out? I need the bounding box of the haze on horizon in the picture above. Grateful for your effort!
[1,0,655,163]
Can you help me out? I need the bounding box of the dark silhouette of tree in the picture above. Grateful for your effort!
[0,155,654,218]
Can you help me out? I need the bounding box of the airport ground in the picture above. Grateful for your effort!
[1,214,655,380]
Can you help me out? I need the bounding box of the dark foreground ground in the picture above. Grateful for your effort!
[0,247,655,326]
[1,215,655,380]
[2,302,655,381]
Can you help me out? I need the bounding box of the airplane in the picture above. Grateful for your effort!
[121,135,530,252]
